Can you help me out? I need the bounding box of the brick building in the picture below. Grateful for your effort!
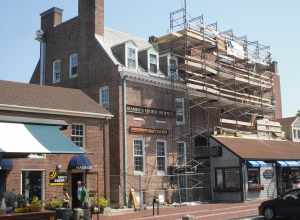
[0,80,112,207]
[29,0,282,206]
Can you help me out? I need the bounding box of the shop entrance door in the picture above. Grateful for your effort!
[0,171,6,196]
[71,173,84,208]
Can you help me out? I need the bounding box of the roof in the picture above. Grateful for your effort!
[213,136,300,160]
[276,117,297,128]
[0,80,112,119]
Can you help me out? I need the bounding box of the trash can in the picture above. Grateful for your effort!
[56,208,73,220]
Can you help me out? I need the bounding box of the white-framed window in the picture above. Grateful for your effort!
[52,60,62,83]
[134,139,144,175]
[175,97,185,125]
[177,142,186,166]
[99,86,109,109]
[169,57,178,79]
[69,53,78,78]
[149,53,158,73]
[156,140,167,175]
[127,46,137,69]
[71,124,85,148]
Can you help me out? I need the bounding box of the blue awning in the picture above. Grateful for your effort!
[68,155,92,170]
[277,161,300,167]
[248,161,267,167]
[0,159,13,171]
[0,122,84,156]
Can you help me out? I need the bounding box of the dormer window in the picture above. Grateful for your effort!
[69,53,78,78]
[52,60,62,83]
[149,54,158,73]
[169,57,178,79]
[127,46,137,70]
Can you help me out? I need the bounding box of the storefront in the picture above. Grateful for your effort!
[210,136,300,202]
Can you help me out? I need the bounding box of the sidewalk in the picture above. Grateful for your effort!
[93,200,262,220]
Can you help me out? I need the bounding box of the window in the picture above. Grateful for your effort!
[248,168,260,190]
[99,86,109,109]
[69,53,78,78]
[177,142,186,166]
[175,98,185,125]
[293,129,300,142]
[52,60,62,83]
[215,168,241,191]
[156,141,167,174]
[22,171,43,202]
[149,54,158,73]
[134,139,144,174]
[127,47,137,69]
[298,130,300,139]
[169,58,178,79]
[71,124,85,148]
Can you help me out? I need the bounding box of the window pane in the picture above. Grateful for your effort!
[177,142,186,165]
[127,48,136,69]
[298,130,300,139]
[216,169,223,189]
[22,171,43,202]
[134,140,144,172]
[71,124,84,148]
[248,168,260,185]
[224,168,240,189]
[100,87,109,107]
[157,157,165,171]
[53,61,61,82]
[70,54,78,76]
[157,142,165,156]
[175,98,185,124]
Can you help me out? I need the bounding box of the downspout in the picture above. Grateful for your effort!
[122,75,128,207]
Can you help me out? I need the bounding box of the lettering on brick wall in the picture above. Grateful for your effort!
[129,127,168,135]
[126,105,174,118]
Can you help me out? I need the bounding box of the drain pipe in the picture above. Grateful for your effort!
[122,74,128,207]
[35,29,46,86]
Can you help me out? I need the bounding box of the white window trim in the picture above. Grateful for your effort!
[293,128,300,142]
[133,138,145,176]
[125,43,138,70]
[175,97,185,126]
[177,141,187,166]
[52,59,62,83]
[148,51,159,74]
[156,140,167,176]
[71,123,86,148]
[99,86,110,108]
[69,53,78,78]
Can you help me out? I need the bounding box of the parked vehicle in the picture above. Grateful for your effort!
[259,189,300,219]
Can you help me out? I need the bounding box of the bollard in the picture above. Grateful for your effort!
[182,215,195,220]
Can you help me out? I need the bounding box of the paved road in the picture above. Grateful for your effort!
[95,200,263,220]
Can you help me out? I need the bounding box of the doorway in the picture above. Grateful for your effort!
[22,171,43,202]
[0,171,6,197]
[71,173,84,208]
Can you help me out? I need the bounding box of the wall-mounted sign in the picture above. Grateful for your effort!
[129,127,168,136]
[127,105,174,118]
[263,169,274,179]
[49,170,68,186]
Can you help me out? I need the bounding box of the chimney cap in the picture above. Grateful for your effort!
[40,7,63,17]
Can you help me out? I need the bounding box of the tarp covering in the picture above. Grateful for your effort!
[0,122,84,155]
[277,161,300,167]
[248,161,267,167]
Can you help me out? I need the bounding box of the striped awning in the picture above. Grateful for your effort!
[247,161,267,167]
[0,122,84,157]
[277,161,300,167]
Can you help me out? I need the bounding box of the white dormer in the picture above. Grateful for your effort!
[159,53,178,79]
[125,41,138,70]
[111,40,138,71]
[138,47,160,74]
[292,117,300,142]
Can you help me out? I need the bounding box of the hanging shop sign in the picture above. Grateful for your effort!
[129,127,168,136]
[126,105,174,118]
[49,170,68,186]
[263,169,274,179]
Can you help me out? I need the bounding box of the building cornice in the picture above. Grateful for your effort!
[0,104,113,120]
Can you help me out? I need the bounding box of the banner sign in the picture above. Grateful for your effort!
[127,105,174,118]
[227,40,245,60]
[49,170,68,186]
[129,127,168,136]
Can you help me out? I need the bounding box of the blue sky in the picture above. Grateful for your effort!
[0,0,298,117]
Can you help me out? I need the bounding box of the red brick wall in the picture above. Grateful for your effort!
[1,110,108,202]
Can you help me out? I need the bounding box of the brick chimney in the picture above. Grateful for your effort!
[40,7,63,31]
[78,0,104,37]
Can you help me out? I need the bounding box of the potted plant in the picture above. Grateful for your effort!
[96,197,109,214]
[29,196,42,212]
[45,198,64,210]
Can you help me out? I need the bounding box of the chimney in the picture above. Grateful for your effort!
[78,0,104,37]
[40,7,63,31]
